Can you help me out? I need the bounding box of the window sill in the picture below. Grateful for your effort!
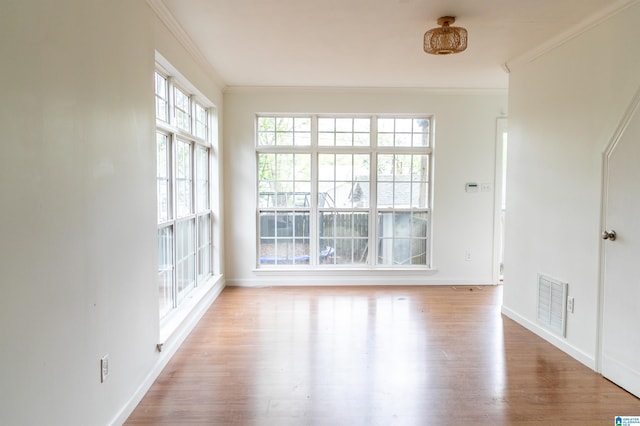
[252,267,438,276]
[159,274,224,344]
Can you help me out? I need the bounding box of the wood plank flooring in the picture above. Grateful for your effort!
[126,285,640,425]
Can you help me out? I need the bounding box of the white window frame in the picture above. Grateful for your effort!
[155,66,215,321]
[256,114,433,269]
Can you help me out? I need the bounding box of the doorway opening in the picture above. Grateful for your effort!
[494,118,508,283]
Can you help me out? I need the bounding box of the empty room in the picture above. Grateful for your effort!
[2,0,640,425]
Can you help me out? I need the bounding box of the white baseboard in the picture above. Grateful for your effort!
[602,354,640,398]
[110,277,226,426]
[229,273,497,287]
[501,305,596,370]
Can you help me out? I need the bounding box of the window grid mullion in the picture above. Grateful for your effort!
[370,116,379,265]
[309,116,319,265]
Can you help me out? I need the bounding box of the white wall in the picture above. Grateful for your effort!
[223,88,507,286]
[503,2,640,368]
[0,1,223,424]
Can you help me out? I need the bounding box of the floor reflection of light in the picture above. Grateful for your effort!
[252,288,509,422]
[315,295,370,404]
[490,315,507,397]
[369,295,426,419]
[256,297,312,419]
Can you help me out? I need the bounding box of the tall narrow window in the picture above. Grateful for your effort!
[155,72,169,123]
[376,153,429,265]
[174,86,191,133]
[155,68,214,321]
[195,103,208,140]
[256,115,432,268]
[158,226,174,318]
[257,151,311,265]
[175,140,192,218]
[196,146,212,280]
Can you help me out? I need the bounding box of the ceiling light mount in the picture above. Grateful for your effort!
[424,16,468,55]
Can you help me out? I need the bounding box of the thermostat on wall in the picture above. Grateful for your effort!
[465,182,479,193]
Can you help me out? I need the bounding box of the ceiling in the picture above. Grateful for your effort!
[157,0,626,89]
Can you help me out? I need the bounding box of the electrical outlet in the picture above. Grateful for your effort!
[100,354,109,383]
[567,297,575,314]
[464,249,472,261]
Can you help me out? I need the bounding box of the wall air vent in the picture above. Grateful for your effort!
[537,274,568,337]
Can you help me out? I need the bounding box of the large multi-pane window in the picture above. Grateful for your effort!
[155,68,213,320]
[256,115,432,268]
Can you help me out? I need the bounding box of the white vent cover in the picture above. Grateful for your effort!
[537,274,568,337]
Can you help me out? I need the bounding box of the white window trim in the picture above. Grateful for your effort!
[155,62,217,326]
[255,114,433,270]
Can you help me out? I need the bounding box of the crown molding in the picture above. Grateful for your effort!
[505,0,640,72]
[223,85,508,95]
[146,0,227,90]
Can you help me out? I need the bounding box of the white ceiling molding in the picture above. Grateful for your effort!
[146,0,227,90]
[505,0,640,72]
[223,85,508,96]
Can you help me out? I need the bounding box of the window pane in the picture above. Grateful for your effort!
[413,119,430,146]
[395,155,412,181]
[377,154,429,209]
[294,117,311,146]
[318,132,334,146]
[155,72,168,122]
[158,226,174,319]
[158,181,169,222]
[257,116,310,146]
[318,118,334,132]
[276,131,294,146]
[294,153,311,181]
[377,154,394,178]
[396,118,412,132]
[259,212,310,265]
[395,133,412,147]
[317,117,370,147]
[258,153,310,209]
[354,118,370,132]
[276,154,292,180]
[198,214,212,279]
[258,131,276,146]
[336,132,352,146]
[176,219,196,301]
[318,154,335,181]
[377,182,394,208]
[377,117,430,147]
[319,212,368,265]
[377,211,429,266]
[294,117,311,132]
[195,103,207,140]
[174,87,191,132]
[378,118,394,132]
[156,132,170,222]
[258,116,275,132]
[354,132,370,147]
[319,154,369,208]
[176,141,192,217]
[196,146,209,211]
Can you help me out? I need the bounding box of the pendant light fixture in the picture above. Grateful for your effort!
[424,16,468,55]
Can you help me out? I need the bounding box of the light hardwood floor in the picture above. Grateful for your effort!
[126,285,640,425]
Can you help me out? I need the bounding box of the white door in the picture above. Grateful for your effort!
[601,96,640,398]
